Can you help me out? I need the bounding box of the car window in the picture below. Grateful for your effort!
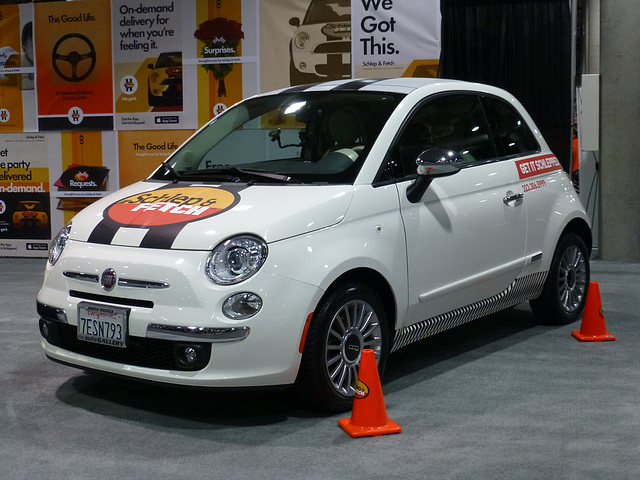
[389,94,496,180]
[481,96,540,157]
[304,0,350,24]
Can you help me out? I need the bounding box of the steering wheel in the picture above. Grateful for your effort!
[52,33,96,82]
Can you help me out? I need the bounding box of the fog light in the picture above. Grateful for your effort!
[174,343,211,371]
[39,318,61,345]
[40,320,50,338]
[183,346,197,364]
[223,292,262,320]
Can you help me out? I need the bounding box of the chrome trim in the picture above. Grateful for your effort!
[62,271,170,289]
[63,271,99,283]
[118,279,170,289]
[146,324,250,343]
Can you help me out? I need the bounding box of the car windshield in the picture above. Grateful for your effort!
[304,0,350,24]
[152,91,403,185]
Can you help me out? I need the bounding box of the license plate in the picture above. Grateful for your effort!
[77,302,129,348]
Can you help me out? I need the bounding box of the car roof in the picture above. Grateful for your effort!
[267,78,514,99]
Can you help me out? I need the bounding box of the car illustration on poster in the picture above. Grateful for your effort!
[289,0,351,85]
[147,52,183,107]
[38,78,591,412]
[12,200,49,230]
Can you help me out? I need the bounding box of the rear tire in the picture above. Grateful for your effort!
[530,233,590,325]
[296,283,389,413]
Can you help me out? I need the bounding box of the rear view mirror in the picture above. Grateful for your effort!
[406,148,461,203]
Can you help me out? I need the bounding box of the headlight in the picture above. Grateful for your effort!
[205,235,268,285]
[294,31,310,49]
[49,223,71,266]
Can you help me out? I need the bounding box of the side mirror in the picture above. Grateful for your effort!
[406,148,461,203]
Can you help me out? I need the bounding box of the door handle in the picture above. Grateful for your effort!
[503,192,524,205]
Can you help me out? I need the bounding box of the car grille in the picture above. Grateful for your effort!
[44,321,211,371]
[314,41,351,54]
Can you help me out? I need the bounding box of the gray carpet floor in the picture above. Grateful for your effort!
[1,257,639,479]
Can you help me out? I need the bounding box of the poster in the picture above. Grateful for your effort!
[191,0,258,126]
[118,129,194,188]
[0,133,50,256]
[260,0,351,92]
[35,0,114,131]
[50,130,118,226]
[0,3,36,133]
[352,0,440,78]
[113,0,194,130]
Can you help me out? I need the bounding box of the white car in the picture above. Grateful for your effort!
[38,78,591,412]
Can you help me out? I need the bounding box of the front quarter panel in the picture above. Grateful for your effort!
[264,183,408,328]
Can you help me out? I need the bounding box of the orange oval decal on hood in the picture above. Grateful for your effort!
[105,186,239,227]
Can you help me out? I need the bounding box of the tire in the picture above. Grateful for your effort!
[296,283,390,412]
[530,233,590,325]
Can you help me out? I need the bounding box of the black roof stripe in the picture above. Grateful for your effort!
[331,78,387,90]
[279,79,388,94]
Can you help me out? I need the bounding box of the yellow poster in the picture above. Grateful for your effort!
[195,0,245,125]
[118,129,194,187]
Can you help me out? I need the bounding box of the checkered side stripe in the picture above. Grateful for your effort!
[391,271,548,353]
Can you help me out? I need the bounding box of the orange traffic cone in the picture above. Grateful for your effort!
[571,282,616,341]
[339,349,401,438]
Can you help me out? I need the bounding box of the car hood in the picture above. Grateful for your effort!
[69,181,354,250]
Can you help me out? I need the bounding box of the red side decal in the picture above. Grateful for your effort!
[515,155,562,179]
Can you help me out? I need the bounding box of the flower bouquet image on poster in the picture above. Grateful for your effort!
[194,17,244,97]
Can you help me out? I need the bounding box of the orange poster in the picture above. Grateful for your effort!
[0,4,35,132]
[118,129,194,188]
[34,0,113,131]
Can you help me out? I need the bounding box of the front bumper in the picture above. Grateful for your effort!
[37,241,323,388]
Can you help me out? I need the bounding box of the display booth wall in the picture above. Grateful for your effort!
[0,0,571,258]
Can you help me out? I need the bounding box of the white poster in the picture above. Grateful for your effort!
[352,0,440,78]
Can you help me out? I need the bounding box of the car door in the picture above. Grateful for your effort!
[389,93,530,326]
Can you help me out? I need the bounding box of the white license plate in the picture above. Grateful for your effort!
[77,302,129,348]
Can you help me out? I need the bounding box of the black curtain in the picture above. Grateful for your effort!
[439,0,572,170]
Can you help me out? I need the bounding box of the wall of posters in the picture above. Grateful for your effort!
[0,0,440,257]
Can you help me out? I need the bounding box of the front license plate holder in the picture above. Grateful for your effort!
[77,302,129,348]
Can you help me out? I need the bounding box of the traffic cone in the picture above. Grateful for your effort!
[339,349,401,438]
[571,282,616,341]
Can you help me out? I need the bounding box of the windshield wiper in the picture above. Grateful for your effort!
[184,167,302,184]
[161,160,182,182]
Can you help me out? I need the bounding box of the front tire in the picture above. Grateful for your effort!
[296,283,389,412]
[530,233,590,325]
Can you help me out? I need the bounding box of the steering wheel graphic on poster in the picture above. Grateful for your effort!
[52,33,96,82]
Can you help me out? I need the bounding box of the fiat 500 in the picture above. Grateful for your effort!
[38,78,591,412]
